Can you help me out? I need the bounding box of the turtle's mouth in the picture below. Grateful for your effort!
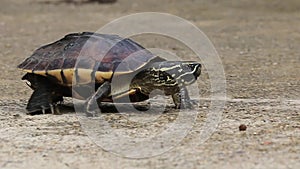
[178,63,201,85]
[190,63,201,79]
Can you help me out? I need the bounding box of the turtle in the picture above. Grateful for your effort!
[17,32,201,116]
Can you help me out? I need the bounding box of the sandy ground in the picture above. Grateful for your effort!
[0,0,299,168]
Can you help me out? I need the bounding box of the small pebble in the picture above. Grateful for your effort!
[13,114,21,118]
[239,124,247,131]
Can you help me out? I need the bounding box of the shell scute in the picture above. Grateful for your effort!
[62,58,77,69]
[76,58,96,70]
[34,61,49,71]
[23,58,39,70]
[97,62,113,72]
[47,58,64,70]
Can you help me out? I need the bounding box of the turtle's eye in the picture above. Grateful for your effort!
[158,71,168,81]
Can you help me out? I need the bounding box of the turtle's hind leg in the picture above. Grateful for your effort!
[23,73,63,115]
[26,87,63,115]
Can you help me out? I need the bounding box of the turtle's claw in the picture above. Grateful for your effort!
[86,101,100,117]
[56,106,60,114]
[86,104,99,117]
[190,99,199,106]
[41,106,47,114]
[49,104,55,114]
[46,103,61,115]
[176,99,199,109]
[180,101,193,109]
[86,111,98,117]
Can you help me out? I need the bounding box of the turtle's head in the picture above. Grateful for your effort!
[132,61,201,95]
[148,61,201,87]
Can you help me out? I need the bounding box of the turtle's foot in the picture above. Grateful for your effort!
[178,99,199,109]
[132,101,150,111]
[172,87,199,109]
[85,100,100,117]
[84,81,111,117]
[85,111,99,117]
[189,99,199,107]
[27,103,61,115]
[40,106,48,114]
[50,103,62,115]
[25,79,64,115]
[175,101,192,109]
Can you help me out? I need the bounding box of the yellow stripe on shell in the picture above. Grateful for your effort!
[19,55,158,85]
[20,68,131,86]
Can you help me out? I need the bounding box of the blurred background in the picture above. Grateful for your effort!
[0,0,299,168]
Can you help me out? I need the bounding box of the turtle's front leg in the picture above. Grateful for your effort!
[86,81,111,116]
[172,87,195,109]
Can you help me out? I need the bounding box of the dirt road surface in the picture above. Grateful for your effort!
[0,0,299,168]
